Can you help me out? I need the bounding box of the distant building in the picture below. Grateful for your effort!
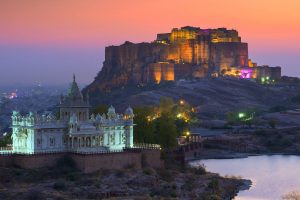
[11,75,134,154]
[86,26,282,92]
[222,64,281,81]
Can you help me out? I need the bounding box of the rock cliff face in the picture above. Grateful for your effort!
[85,26,249,93]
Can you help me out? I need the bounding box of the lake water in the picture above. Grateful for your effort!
[190,155,300,200]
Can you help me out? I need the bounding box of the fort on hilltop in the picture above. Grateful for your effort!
[86,26,281,92]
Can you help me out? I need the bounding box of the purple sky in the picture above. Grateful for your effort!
[0,0,299,86]
[0,44,299,87]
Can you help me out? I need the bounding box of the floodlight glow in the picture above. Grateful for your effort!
[238,113,245,118]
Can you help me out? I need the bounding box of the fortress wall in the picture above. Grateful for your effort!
[0,155,13,167]
[12,153,65,169]
[141,149,164,168]
[71,152,142,173]
[0,150,164,173]
[210,43,248,70]
[174,63,194,79]
[194,40,210,65]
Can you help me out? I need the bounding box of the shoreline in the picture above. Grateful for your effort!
[187,152,300,199]
[188,152,300,161]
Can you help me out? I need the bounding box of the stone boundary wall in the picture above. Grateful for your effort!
[0,149,163,173]
[71,152,141,173]
[141,149,164,168]
[0,155,13,167]
[14,153,65,169]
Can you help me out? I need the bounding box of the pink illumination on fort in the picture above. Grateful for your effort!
[240,69,253,79]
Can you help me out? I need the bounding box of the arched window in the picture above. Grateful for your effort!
[50,137,55,146]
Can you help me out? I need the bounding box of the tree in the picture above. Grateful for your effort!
[92,104,108,115]
[291,94,300,103]
[155,113,178,148]
[133,107,156,144]
[0,132,12,147]
[159,96,174,115]
[268,119,278,129]
[226,111,235,124]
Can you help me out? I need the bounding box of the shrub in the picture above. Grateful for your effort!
[266,139,275,147]
[25,189,42,200]
[172,184,177,190]
[281,139,293,147]
[269,105,287,113]
[182,179,195,191]
[254,129,266,136]
[53,180,65,190]
[203,194,222,200]
[291,94,300,103]
[0,132,12,147]
[268,119,278,129]
[65,172,80,181]
[276,134,283,140]
[115,170,125,178]
[170,191,177,198]
[55,156,77,173]
[207,179,219,192]
[143,168,154,175]
[191,164,206,175]
[157,169,174,182]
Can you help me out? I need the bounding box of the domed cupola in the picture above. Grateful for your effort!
[124,106,134,119]
[107,105,116,120]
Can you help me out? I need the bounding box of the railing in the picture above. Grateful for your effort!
[70,149,124,155]
[0,149,131,156]
[132,143,161,149]
[0,144,161,156]
[0,146,12,151]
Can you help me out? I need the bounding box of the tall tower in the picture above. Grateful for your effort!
[124,106,134,148]
[59,75,90,121]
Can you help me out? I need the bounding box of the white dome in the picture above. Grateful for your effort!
[125,106,134,116]
[108,105,115,114]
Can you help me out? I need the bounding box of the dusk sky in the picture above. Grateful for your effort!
[1,0,300,86]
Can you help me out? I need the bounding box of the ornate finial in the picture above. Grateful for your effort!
[73,74,76,82]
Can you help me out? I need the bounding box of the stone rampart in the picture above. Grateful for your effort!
[0,149,163,173]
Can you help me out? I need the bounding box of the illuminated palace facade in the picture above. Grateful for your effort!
[146,26,281,83]
[11,76,134,154]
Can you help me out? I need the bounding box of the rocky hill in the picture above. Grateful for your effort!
[88,77,300,119]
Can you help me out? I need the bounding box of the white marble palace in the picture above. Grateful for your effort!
[11,75,134,154]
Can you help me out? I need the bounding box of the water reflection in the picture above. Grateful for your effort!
[190,155,300,200]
